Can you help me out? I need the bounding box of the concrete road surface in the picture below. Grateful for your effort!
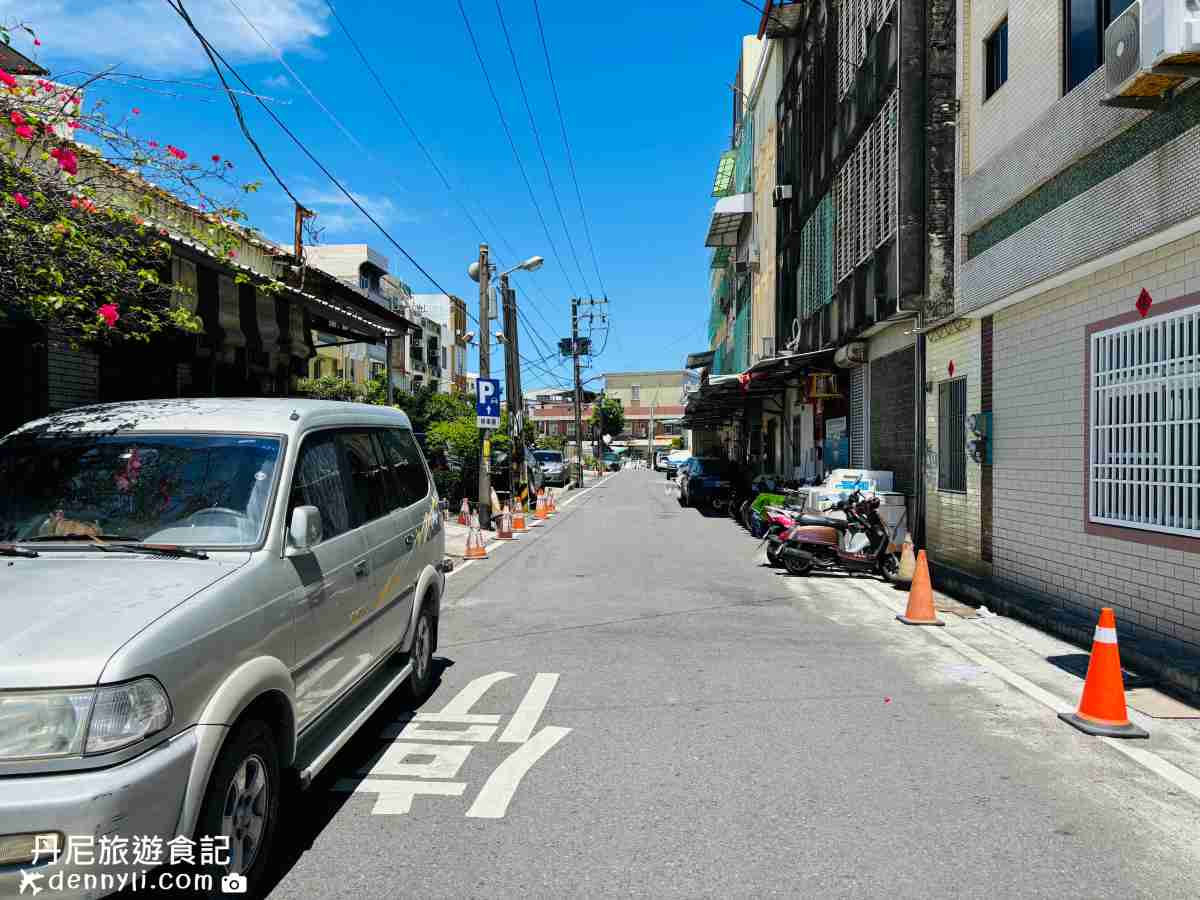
[264,469,1200,899]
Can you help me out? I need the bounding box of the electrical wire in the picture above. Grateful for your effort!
[165,0,459,305]
[494,0,591,297]
[455,0,578,299]
[531,0,609,300]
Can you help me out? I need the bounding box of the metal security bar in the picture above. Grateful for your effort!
[1091,308,1200,537]
[938,379,967,492]
[850,365,868,467]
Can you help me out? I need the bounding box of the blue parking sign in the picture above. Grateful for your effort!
[476,378,501,429]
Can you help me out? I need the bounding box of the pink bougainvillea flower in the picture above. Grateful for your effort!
[0,70,16,89]
[211,154,220,163]
[11,193,29,209]
[132,214,144,226]
[33,37,41,47]
[131,107,140,115]
[148,140,159,148]
[49,147,78,175]
[227,249,237,259]
[169,146,187,160]
[69,195,80,209]
[98,304,120,328]
[14,124,33,140]
[114,474,130,492]
[67,120,79,129]
[10,110,24,126]
[158,227,169,237]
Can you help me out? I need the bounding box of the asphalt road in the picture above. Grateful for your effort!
[266,469,1200,899]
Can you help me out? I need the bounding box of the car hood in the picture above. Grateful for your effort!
[0,554,248,688]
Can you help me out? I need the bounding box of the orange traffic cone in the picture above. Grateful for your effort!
[463,511,488,559]
[495,504,514,540]
[511,498,528,533]
[535,489,549,521]
[896,550,944,626]
[457,498,470,526]
[1058,608,1148,738]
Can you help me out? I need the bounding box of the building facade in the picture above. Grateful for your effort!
[687,0,956,520]
[925,0,1200,669]
[412,293,470,393]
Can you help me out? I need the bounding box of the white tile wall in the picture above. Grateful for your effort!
[968,0,1063,173]
[925,320,985,572]
[992,239,1200,646]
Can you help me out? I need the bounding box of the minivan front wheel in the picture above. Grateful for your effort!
[196,719,280,895]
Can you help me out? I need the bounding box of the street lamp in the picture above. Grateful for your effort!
[465,248,544,529]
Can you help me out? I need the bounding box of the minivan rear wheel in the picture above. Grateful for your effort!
[195,718,280,896]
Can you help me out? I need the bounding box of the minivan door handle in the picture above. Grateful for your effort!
[404,534,415,547]
[354,559,370,578]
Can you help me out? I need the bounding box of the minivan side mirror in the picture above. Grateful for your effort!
[287,505,322,556]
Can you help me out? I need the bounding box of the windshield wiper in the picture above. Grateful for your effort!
[22,534,209,559]
[0,543,38,558]
[93,541,210,560]
[24,533,143,542]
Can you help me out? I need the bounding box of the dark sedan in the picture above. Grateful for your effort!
[679,457,736,509]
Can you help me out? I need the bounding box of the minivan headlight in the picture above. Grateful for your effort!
[0,678,171,761]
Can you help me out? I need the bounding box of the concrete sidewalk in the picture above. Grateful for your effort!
[442,478,607,558]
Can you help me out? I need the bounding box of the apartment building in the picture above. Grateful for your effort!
[929,0,1200,681]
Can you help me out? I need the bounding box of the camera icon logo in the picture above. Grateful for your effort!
[221,873,248,894]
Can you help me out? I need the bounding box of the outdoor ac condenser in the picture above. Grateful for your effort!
[1105,0,1200,100]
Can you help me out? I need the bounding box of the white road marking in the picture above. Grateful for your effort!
[499,673,560,743]
[421,670,515,720]
[333,779,466,815]
[358,742,472,779]
[465,726,572,819]
[852,581,1200,805]
[382,720,498,742]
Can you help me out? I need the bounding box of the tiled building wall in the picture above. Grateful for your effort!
[967,0,1061,173]
[924,319,985,573]
[991,237,1200,648]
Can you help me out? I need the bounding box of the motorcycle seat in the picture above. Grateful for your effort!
[797,514,847,528]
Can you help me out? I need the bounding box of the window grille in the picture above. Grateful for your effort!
[938,379,967,492]
[1090,307,1200,537]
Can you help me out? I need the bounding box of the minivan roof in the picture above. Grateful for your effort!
[4,398,414,442]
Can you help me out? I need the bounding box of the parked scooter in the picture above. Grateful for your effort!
[762,506,799,566]
[777,490,900,580]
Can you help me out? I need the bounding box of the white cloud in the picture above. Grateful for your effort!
[262,73,290,90]
[0,1,330,74]
[306,188,417,236]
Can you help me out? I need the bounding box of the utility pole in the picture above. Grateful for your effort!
[477,243,492,529]
[571,297,584,488]
[501,275,525,507]
[647,396,655,468]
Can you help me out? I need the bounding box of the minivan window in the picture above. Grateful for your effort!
[0,433,281,546]
[376,428,430,508]
[288,433,351,541]
[533,450,563,464]
[340,430,391,525]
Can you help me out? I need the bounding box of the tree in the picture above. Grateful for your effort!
[537,434,565,451]
[589,395,625,439]
[295,375,363,402]
[0,25,278,346]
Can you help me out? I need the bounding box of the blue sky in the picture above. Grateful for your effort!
[3,1,760,390]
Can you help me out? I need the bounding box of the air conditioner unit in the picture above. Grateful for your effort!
[833,342,867,368]
[734,260,750,275]
[1105,0,1200,102]
[772,184,793,206]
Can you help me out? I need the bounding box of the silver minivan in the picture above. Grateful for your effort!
[0,398,447,898]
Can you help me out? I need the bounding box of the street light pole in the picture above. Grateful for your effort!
[500,274,524,508]
[477,243,492,529]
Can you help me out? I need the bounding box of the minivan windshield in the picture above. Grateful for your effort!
[0,433,282,547]
[533,451,563,464]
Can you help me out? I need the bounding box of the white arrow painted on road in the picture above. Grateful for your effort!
[466,726,572,819]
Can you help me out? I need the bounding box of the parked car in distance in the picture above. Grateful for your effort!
[0,398,447,899]
[655,451,670,471]
[664,449,692,480]
[531,449,567,486]
[679,457,736,509]
[602,451,622,471]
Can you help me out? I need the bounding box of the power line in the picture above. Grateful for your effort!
[164,0,458,307]
[321,0,568,343]
[494,0,591,297]
[455,0,578,300]
[531,0,609,300]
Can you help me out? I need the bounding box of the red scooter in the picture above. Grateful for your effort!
[762,506,799,567]
[777,491,900,580]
